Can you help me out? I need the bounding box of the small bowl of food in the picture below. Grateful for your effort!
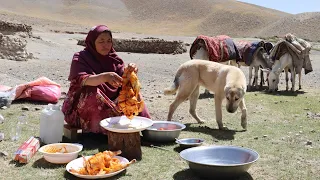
[176,138,204,148]
[38,143,83,164]
[141,121,186,142]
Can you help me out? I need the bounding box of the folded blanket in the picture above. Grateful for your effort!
[285,33,311,53]
[190,35,240,62]
[236,41,262,66]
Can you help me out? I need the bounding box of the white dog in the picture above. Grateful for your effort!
[164,60,248,130]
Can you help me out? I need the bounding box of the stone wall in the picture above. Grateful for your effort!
[0,33,31,61]
[78,38,187,54]
[0,20,32,36]
[0,21,32,61]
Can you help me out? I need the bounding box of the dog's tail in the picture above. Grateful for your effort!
[164,69,182,95]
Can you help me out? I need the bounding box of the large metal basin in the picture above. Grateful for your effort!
[141,121,186,142]
[180,145,259,178]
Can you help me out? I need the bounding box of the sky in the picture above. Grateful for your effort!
[237,0,320,14]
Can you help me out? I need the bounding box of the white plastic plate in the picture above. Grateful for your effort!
[100,116,153,133]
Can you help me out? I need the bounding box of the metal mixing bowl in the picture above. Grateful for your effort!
[180,145,259,178]
[141,121,186,142]
[176,138,204,148]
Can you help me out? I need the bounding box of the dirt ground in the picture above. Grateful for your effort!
[0,26,319,123]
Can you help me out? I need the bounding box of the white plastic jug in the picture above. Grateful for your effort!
[39,104,65,144]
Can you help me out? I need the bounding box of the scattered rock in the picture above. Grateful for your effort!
[314,113,320,118]
[299,131,303,134]
[144,37,159,40]
[310,129,316,133]
[304,108,310,110]
[0,133,4,141]
[306,112,320,119]
[254,136,258,140]
[263,135,268,138]
[0,114,4,123]
[32,35,41,40]
[306,141,312,145]
[21,106,30,111]
[59,92,67,100]
[0,151,8,158]
[274,101,278,104]
[35,107,41,111]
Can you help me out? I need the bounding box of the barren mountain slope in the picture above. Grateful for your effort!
[0,0,289,37]
[198,1,289,37]
[257,12,320,41]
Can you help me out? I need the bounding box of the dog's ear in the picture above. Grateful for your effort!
[224,86,231,95]
[237,87,245,97]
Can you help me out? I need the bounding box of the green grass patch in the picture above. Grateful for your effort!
[0,90,319,180]
[311,47,320,51]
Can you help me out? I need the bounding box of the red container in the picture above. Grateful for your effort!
[14,136,40,163]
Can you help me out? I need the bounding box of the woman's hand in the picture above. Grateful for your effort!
[104,72,123,88]
[127,63,138,73]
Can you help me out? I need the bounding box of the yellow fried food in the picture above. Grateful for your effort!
[70,150,136,175]
[44,146,68,153]
[118,67,144,119]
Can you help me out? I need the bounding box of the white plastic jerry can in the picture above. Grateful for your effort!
[39,104,65,144]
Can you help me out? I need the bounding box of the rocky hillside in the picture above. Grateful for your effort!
[256,12,320,41]
[0,0,320,41]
